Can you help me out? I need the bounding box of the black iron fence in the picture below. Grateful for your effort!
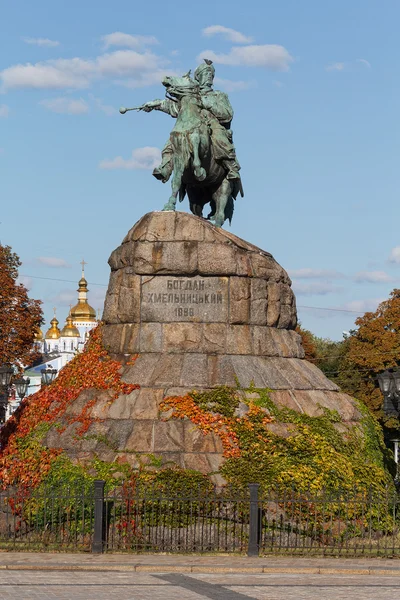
[0,481,399,556]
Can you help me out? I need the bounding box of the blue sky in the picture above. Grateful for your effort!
[1,0,400,340]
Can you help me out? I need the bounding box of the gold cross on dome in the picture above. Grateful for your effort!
[80,259,87,273]
[53,307,57,316]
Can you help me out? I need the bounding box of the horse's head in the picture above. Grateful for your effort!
[162,72,200,100]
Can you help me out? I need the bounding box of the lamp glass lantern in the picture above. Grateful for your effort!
[0,364,13,389]
[392,371,400,395]
[41,367,57,386]
[377,370,392,394]
[14,377,30,400]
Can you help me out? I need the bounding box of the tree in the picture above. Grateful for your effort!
[297,325,364,400]
[344,289,400,430]
[0,245,43,369]
[296,324,317,361]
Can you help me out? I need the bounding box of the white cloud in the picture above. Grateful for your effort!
[51,290,76,306]
[354,270,395,284]
[325,62,345,72]
[357,58,371,68]
[272,80,283,88]
[0,104,10,117]
[292,281,344,296]
[288,268,344,279]
[388,246,400,264]
[340,298,384,314]
[102,32,158,49]
[202,25,253,44]
[37,257,70,268]
[198,45,293,71]
[90,95,116,116]
[117,68,178,89]
[40,97,89,114]
[99,147,161,170]
[214,77,252,92]
[1,50,168,90]
[23,37,60,47]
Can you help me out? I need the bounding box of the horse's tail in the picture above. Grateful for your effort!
[225,195,234,225]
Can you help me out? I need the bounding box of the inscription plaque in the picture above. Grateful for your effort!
[141,276,228,322]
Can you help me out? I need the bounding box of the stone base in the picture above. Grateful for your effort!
[43,212,363,480]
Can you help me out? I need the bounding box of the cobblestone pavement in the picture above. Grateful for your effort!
[0,570,398,599]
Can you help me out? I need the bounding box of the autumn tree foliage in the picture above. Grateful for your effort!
[344,290,400,429]
[0,245,43,369]
[296,324,317,362]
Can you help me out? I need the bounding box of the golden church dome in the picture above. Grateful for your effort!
[60,314,80,338]
[45,317,61,340]
[70,264,97,323]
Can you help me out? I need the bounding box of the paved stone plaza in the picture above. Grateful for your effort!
[0,570,399,599]
[0,554,399,599]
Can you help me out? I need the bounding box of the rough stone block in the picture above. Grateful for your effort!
[153,421,185,452]
[183,421,222,452]
[235,250,253,277]
[134,241,198,275]
[180,354,208,387]
[130,388,162,419]
[101,324,125,353]
[207,355,237,387]
[269,358,312,389]
[162,323,203,353]
[252,357,292,389]
[226,325,252,355]
[122,213,151,243]
[125,421,155,452]
[229,355,267,387]
[117,276,141,323]
[269,390,304,413]
[229,277,250,324]
[122,353,160,386]
[121,323,140,353]
[139,322,162,352]
[281,284,294,305]
[198,243,237,275]
[144,211,176,242]
[106,419,135,450]
[183,453,216,473]
[174,213,205,241]
[151,354,184,387]
[250,254,284,280]
[202,323,227,353]
[278,305,293,330]
[252,326,279,357]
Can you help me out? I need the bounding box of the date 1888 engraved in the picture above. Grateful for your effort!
[141,276,228,322]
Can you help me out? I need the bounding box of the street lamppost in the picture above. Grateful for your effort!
[0,364,13,424]
[40,367,58,386]
[377,369,400,486]
[377,369,400,418]
[13,377,30,402]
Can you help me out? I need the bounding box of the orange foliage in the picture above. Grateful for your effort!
[0,326,139,488]
[0,245,43,368]
[346,290,400,424]
[296,325,317,362]
[160,394,273,460]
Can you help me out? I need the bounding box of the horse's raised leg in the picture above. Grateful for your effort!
[162,160,183,211]
[189,131,206,182]
[212,178,232,228]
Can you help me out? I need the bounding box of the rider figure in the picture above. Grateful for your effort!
[142,60,241,183]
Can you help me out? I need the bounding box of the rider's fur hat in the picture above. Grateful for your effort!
[194,59,215,82]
